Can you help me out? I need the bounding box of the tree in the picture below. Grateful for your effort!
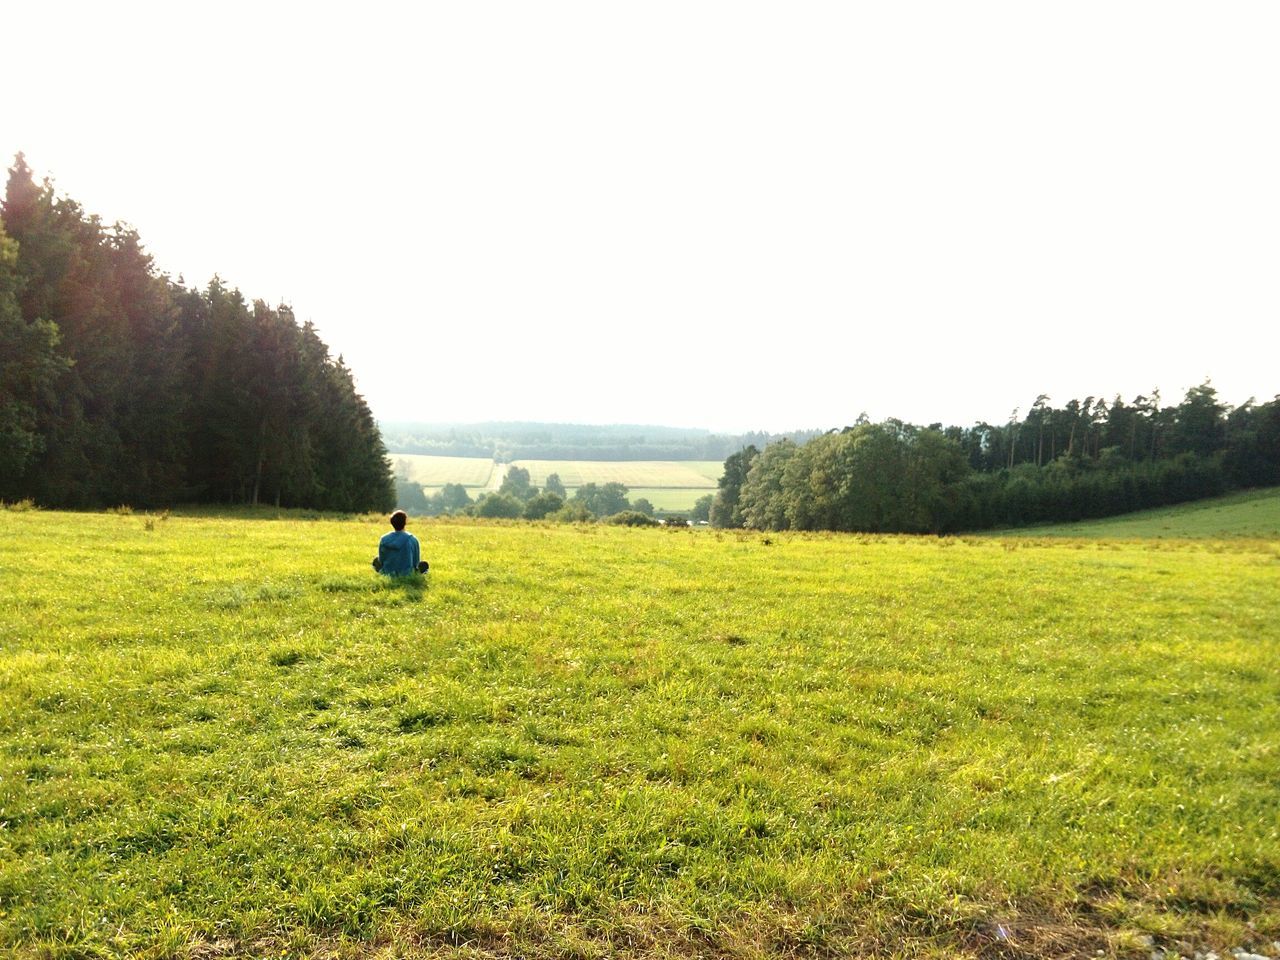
[473,492,524,518]
[523,490,564,520]
[1172,381,1226,458]
[739,439,798,530]
[499,465,536,501]
[432,483,473,514]
[0,155,396,511]
[690,494,713,522]
[0,220,67,497]
[544,472,566,497]
[394,479,431,514]
[606,510,659,526]
[710,445,758,527]
[631,497,655,516]
[571,482,630,518]
[741,422,969,533]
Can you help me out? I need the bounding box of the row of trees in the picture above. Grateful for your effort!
[944,383,1275,475]
[710,385,1280,533]
[0,155,393,511]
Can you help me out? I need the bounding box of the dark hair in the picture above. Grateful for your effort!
[390,510,408,530]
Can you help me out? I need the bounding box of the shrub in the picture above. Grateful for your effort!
[523,491,564,520]
[550,502,594,523]
[473,493,525,519]
[605,510,660,527]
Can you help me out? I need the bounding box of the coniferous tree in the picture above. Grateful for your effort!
[0,219,67,496]
[1,155,394,511]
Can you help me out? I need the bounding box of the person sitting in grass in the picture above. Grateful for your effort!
[372,510,429,575]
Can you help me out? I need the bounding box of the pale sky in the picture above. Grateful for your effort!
[5,2,1278,433]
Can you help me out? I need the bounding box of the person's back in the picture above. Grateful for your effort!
[374,510,428,575]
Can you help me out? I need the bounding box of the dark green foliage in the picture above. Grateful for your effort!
[549,501,594,523]
[737,439,798,531]
[737,425,968,533]
[710,445,758,528]
[393,480,431,515]
[424,483,473,517]
[543,472,566,497]
[690,493,713,523]
[0,155,393,511]
[472,492,524,519]
[720,385,1280,533]
[570,482,630,518]
[0,220,68,497]
[498,465,536,501]
[522,490,564,520]
[631,497,655,517]
[604,510,660,526]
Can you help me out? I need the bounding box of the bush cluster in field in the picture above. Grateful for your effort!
[1,511,1277,958]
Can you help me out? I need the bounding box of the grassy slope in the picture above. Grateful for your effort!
[1014,487,1280,539]
[1,512,1278,958]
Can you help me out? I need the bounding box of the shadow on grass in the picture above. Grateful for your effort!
[371,572,429,601]
[317,571,430,600]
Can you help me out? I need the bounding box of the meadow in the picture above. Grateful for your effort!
[1015,487,1280,539]
[1,507,1278,959]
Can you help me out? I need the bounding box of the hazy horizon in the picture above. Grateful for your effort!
[6,2,1278,435]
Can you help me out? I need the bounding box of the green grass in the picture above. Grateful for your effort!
[622,487,713,512]
[1015,487,1280,539]
[1,509,1278,958]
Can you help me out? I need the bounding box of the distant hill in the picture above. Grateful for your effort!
[1007,487,1280,538]
[378,420,823,462]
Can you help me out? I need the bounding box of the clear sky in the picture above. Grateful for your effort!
[5,2,1278,433]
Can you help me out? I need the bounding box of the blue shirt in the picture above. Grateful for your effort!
[377,530,420,576]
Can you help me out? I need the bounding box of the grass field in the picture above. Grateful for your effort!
[1015,487,1280,539]
[1,509,1278,958]
[393,455,497,491]
[622,488,714,512]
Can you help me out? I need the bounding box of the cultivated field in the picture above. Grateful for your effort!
[1,509,1278,958]
[394,456,723,510]
[392,455,497,491]
[510,460,723,490]
[619,487,713,512]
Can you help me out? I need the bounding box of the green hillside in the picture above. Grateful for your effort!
[2,509,1277,957]
[1013,486,1280,538]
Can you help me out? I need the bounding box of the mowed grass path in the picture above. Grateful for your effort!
[1,512,1278,958]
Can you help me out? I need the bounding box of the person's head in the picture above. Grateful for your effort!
[390,510,407,531]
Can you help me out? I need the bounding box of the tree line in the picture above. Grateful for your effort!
[710,385,1280,533]
[0,155,393,511]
